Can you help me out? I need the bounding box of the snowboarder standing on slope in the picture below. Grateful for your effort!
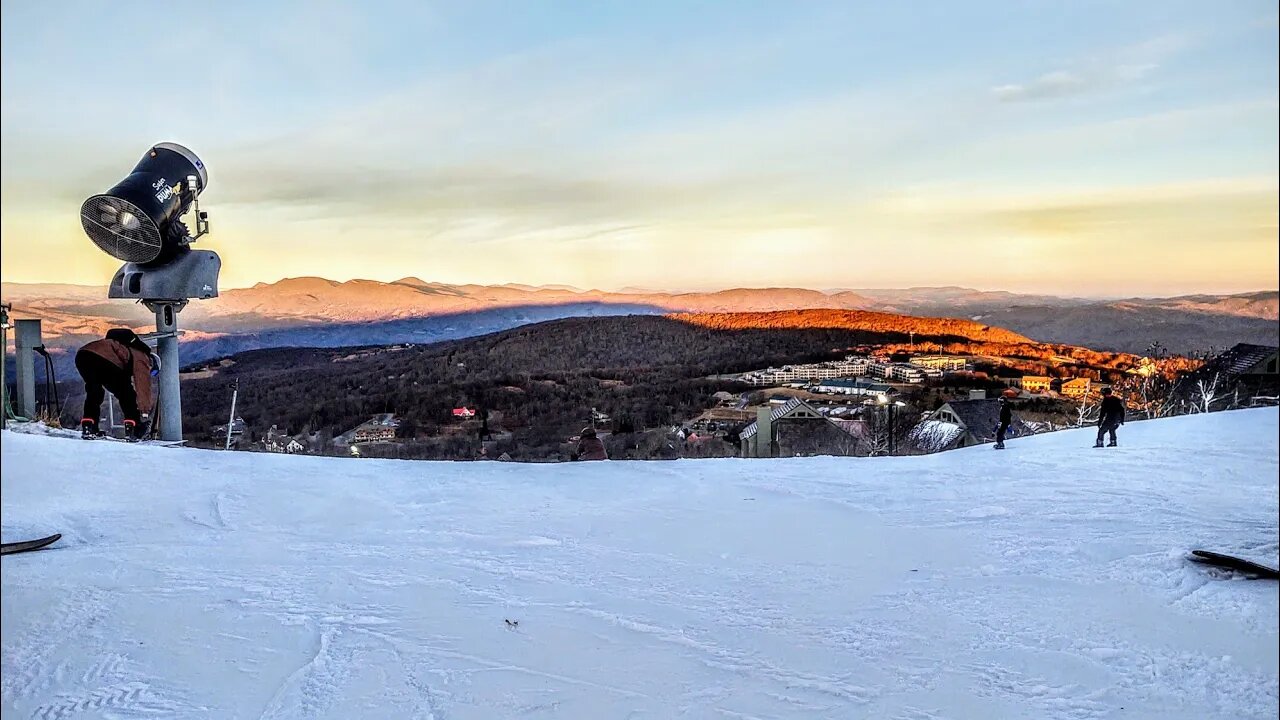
[1093,386,1126,448]
[75,328,159,442]
[574,427,608,461]
[994,396,1013,449]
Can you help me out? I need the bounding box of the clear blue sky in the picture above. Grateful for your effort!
[2,1,1276,295]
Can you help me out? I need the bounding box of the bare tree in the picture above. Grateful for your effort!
[1155,389,1181,419]
[1075,395,1099,427]
[1114,371,1175,420]
[1189,372,1229,414]
[860,417,890,457]
[1143,374,1176,419]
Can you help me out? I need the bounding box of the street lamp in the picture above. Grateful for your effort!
[877,395,907,455]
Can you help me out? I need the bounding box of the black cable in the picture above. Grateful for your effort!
[150,376,161,440]
[34,346,58,420]
[45,353,59,414]
[41,355,50,414]
[147,341,160,440]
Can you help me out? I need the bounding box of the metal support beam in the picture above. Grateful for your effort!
[225,378,239,450]
[14,319,41,419]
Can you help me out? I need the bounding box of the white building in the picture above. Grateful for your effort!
[812,378,896,401]
[883,364,926,383]
[865,362,890,379]
[863,362,928,383]
[270,438,304,454]
[910,356,968,372]
[741,356,874,386]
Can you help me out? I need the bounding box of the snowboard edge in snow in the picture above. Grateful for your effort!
[1,533,62,556]
[1188,550,1280,580]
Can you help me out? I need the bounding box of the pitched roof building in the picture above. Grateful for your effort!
[212,417,249,447]
[1196,343,1279,377]
[928,399,1030,448]
[739,397,859,458]
[1175,343,1280,410]
[1060,377,1099,399]
[352,413,398,443]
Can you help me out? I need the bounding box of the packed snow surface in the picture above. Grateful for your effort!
[3,410,1277,719]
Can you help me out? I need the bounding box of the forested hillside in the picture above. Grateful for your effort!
[162,312,1155,460]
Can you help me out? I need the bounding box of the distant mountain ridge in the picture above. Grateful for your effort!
[201,278,878,323]
[833,286,1090,311]
[3,279,1275,362]
[672,310,1032,344]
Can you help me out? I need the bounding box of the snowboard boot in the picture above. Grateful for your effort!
[1107,441,1117,447]
[993,442,1005,450]
[1092,441,1104,448]
[123,420,141,443]
[80,419,103,440]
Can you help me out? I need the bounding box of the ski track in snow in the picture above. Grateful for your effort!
[1,589,196,718]
[3,410,1278,719]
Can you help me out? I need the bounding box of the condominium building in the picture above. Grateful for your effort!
[741,356,874,386]
[1022,376,1053,393]
[909,355,968,372]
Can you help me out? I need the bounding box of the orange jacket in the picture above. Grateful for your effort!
[81,338,154,412]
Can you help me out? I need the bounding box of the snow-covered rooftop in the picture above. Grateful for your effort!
[908,418,966,453]
[3,410,1278,718]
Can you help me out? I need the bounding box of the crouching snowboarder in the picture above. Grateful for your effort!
[75,328,159,441]
[573,427,608,461]
[1093,386,1126,448]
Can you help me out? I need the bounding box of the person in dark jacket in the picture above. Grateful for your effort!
[994,396,1013,449]
[574,427,608,461]
[75,328,158,441]
[1094,387,1126,448]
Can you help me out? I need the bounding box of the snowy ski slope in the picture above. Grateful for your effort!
[2,409,1277,719]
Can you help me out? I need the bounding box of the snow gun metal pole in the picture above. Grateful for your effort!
[225,378,239,450]
[144,301,185,442]
[1,304,8,429]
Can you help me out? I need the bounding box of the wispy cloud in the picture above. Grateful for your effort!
[0,5,1274,295]
[990,34,1187,103]
[992,62,1162,102]
[992,70,1091,102]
